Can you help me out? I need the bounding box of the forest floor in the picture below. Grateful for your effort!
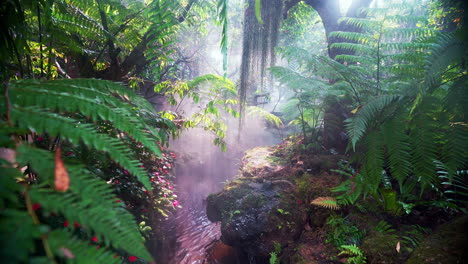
[205,138,467,264]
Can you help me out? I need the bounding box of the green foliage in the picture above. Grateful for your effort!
[374,220,395,234]
[254,0,263,24]
[247,106,283,128]
[269,241,281,264]
[324,4,468,203]
[216,0,229,77]
[0,78,171,262]
[338,244,367,264]
[325,215,366,248]
[157,74,238,151]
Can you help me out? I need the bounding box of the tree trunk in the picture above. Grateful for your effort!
[303,0,372,59]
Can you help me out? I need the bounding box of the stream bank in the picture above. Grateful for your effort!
[205,138,468,264]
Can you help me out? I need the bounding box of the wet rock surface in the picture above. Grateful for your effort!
[206,147,305,258]
[206,146,340,262]
[406,215,468,264]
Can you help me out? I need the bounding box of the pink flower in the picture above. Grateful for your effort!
[128,256,138,262]
[123,170,129,175]
[297,199,303,204]
[114,180,120,184]
[172,200,179,207]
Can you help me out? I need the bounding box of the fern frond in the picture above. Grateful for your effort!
[424,32,467,89]
[409,98,440,193]
[330,43,374,55]
[10,82,161,156]
[329,31,373,44]
[247,106,283,128]
[375,220,395,234]
[12,107,151,189]
[217,0,229,77]
[338,244,367,264]
[361,131,385,194]
[382,119,412,190]
[17,145,151,260]
[338,17,380,31]
[48,230,120,264]
[310,197,340,210]
[345,95,400,149]
[188,74,237,96]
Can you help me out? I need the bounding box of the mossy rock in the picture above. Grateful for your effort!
[360,232,400,263]
[406,215,468,264]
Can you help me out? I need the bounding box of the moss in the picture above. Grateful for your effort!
[406,215,468,264]
[361,232,400,263]
[241,194,267,209]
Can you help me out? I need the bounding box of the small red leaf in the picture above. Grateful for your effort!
[54,146,70,192]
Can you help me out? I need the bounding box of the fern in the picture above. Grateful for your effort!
[247,106,283,128]
[1,78,168,262]
[375,220,395,234]
[310,197,340,210]
[338,244,367,264]
[346,95,400,149]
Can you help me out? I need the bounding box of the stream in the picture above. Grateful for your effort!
[156,119,279,264]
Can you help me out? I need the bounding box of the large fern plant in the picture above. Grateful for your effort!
[272,3,467,209]
[338,5,468,204]
[0,78,169,263]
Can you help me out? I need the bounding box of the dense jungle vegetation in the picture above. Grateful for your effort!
[0,0,467,263]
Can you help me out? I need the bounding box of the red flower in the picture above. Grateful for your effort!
[115,200,121,203]
[128,256,138,262]
[114,180,120,184]
[297,199,303,205]
[91,236,98,242]
[63,220,69,227]
[32,203,40,211]
[144,190,149,194]
[73,222,80,228]
[66,152,73,156]
[150,178,156,182]
[123,170,129,175]
[37,136,44,142]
